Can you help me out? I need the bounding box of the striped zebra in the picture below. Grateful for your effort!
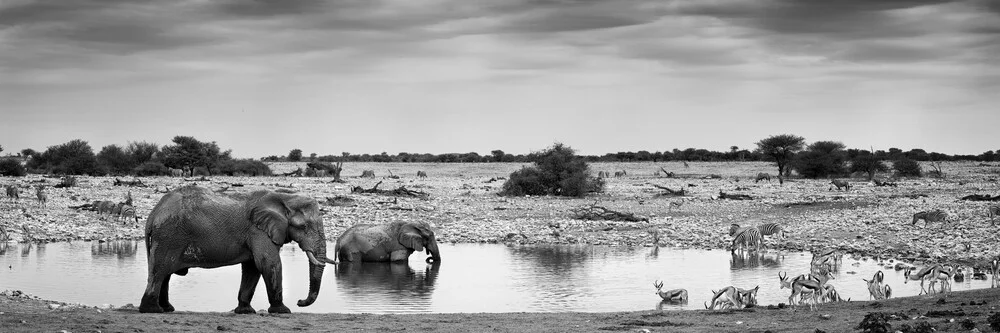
[912,209,948,226]
[988,204,1000,226]
[731,226,762,253]
[119,204,139,225]
[757,222,785,240]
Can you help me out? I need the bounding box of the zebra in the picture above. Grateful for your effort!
[731,226,762,253]
[988,204,1000,226]
[119,204,139,225]
[912,209,948,226]
[757,222,785,240]
[754,173,771,183]
[614,170,627,177]
[830,179,851,191]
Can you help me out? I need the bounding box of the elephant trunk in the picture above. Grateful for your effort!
[424,235,441,263]
[297,241,330,307]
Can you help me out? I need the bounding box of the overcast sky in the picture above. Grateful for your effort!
[1,0,997,158]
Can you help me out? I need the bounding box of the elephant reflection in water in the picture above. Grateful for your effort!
[730,251,785,270]
[92,240,138,258]
[336,261,440,296]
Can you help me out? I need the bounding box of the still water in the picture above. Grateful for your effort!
[0,241,991,313]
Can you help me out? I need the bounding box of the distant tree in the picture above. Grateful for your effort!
[288,149,303,162]
[159,136,231,175]
[755,134,806,178]
[888,148,903,159]
[27,139,100,175]
[309,153,317,161]
[97,144,132,175]
[636,150,652,161]
[793,141,847,179]
[126,141,159,168]
[850,155,888,180]
[0,145,3,154]
[20,148,36,157]
[491,150,505,162]
[0,158,26,176]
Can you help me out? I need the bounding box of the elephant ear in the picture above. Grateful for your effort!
[399,223,427,252]
[251,196,290,245]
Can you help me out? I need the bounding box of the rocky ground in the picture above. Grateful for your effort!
[2,161,999,269]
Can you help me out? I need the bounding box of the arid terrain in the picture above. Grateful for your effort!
[2,161,1000,332]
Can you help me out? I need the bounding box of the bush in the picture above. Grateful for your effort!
[215,159,272,176]
[988,312,1000,332]
[27,139,100,175]
[0,158,27,176]
[500,143,602,197]
[850,155,889,180]
[856,312,892,333]
[893,158,922,177]
[133,161,170,176]
[793,151,846,178]
[97,144,132,175]
[193,166,211,176]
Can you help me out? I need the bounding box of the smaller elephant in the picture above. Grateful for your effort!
[335,221,440,263]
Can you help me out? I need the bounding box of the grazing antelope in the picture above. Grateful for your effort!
[614,170,626,178]
[653,280,688,302]
[912,210,948,226]
[863,271,891,300]
[360,170,375,178]
[904,265,942,295]
[780,269,835,309]
[992,258,999,288]
[830,179,851,191]
[811,248,843,272]
[704,286,758,310]
[34,186,47,207]
[169,168,183,177]
[754,173,771,183]
[417,171,428,178]
[930,264,962,293]
[988,205,1000,226]
[97,200,116,219]
[111,202,124,219]
[5,185,19,204]
[730,225,762,253]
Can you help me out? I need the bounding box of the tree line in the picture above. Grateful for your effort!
[0,135,997,177]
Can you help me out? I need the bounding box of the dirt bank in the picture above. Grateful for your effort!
[4,287,1000,332]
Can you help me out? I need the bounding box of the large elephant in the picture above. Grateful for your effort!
[334,221,441,263]
[138,185,335,314]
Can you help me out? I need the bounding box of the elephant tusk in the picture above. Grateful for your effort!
[306,251,323,266]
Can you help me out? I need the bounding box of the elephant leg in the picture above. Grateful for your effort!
[234,261,261,314]
[139,265,173,313]
[254,251,289,313]
[159,273,175,312]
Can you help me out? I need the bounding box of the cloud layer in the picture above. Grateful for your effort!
[1,0,998,156]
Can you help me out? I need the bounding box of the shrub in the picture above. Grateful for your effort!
[500,143,602,197]
[856,312,892,333]
[0,158,27,176]
[793,151,846,178]
[893,158,922,177]
[988,312,1000,332]
[216,159,272,176]
[97,144,132,175]
[192,166,211,176]
[850,155,889,180]
[133,161,170,176]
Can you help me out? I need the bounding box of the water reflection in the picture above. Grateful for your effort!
[91,241,139,258]
[0,242,7,255]
[730,251,785,270]
[335,261,440,296]
[21,243,32,257]
[507,244,594,275]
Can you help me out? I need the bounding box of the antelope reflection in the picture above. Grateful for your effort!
[730,251,784,270]
[91,240,138,258]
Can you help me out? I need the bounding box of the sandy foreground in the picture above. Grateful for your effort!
[2,161,1000,332]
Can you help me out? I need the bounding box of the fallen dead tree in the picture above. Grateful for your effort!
[351,181,429,199]
[651,184,684,197]
[873,179,898,187]
[960,194,1000,201]
[718,190,752,200]
[570,203,648,222]
[113,178,145,187]
[282,168,303,177]
[324,196,357,207]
